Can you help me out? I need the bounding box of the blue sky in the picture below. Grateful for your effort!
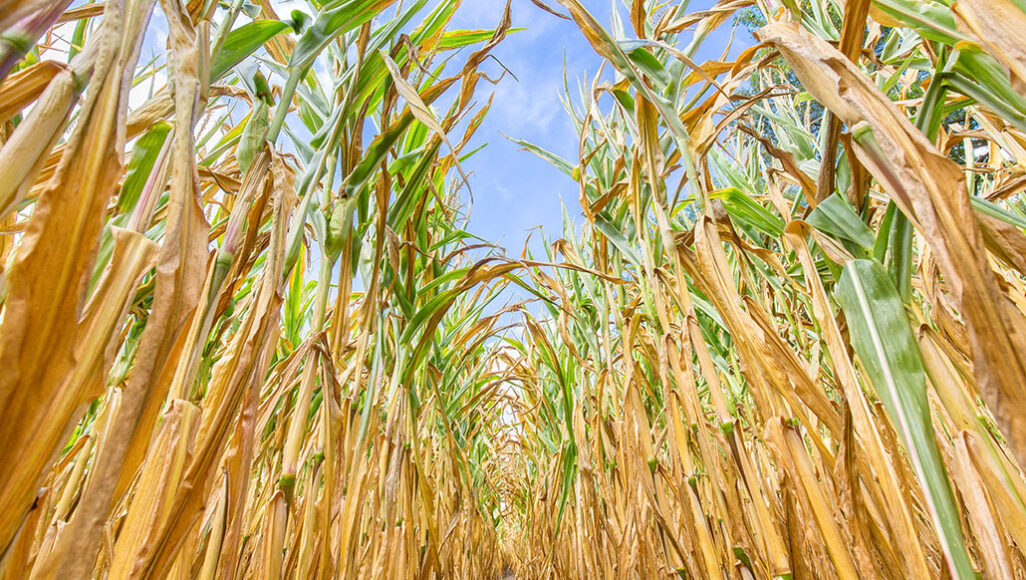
[443,0,755,257]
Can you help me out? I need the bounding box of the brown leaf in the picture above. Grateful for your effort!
[0,0,157,555]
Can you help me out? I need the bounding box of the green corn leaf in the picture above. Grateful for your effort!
[834,259,975,579]
[437,28,523,50]
[118,121,171,214]
[710,187,786,238]
[871,0,966,45]
[594,215,643,268]
[621,43,672,88]
[506,136,576,177]
[291,0,398,73]
[806,193,876,250]
[972,196,1026,231]
[209,20,291,81]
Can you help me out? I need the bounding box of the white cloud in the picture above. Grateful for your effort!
[491,76,562,134]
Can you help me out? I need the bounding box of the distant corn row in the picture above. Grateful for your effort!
[499,0,1026,577]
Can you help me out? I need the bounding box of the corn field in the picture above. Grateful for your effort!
[2,0,1026,577]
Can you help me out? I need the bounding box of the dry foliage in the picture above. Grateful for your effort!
[3,0,1026,579]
